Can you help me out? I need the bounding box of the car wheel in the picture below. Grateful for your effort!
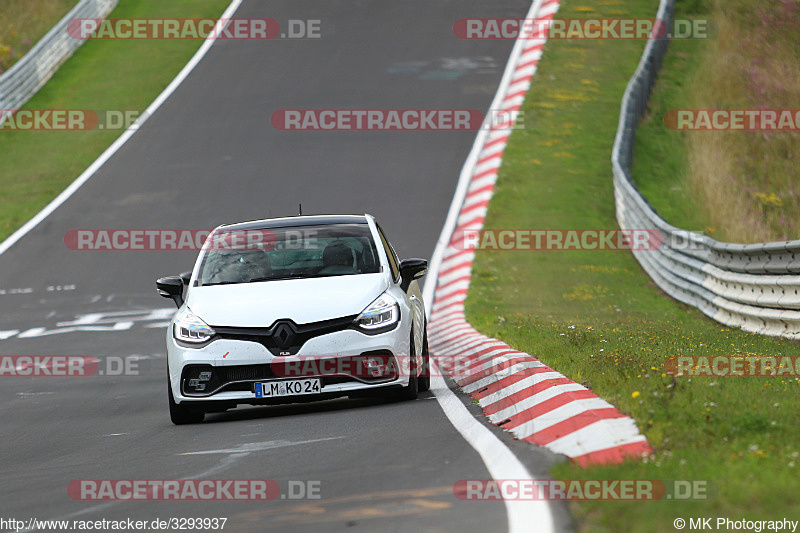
[418,327,431,392]
[385,330,419,401]
[168,375,205,425]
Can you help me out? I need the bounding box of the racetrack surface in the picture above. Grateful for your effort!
[0,1,567,531]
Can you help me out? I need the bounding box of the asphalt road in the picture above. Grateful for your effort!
[0,1,566,531]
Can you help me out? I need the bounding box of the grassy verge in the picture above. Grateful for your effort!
[466,0,800,530]
[627,0,711,235]
[0,0,231,239]
[0,0,78,72]
[632,0,800,243]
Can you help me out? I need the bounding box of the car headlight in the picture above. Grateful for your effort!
[174,308,215,344]
[355,293,399,331]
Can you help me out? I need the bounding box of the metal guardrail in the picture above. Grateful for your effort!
[0,0,118,120]
[612,0,800,338]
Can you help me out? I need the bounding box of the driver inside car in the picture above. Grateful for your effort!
[318,241,357,275]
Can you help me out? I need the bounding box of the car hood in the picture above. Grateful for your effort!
[186,273,390,327]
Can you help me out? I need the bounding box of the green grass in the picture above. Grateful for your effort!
[633,0,800,243]
[465,0,800,530]
[0,0,231,239]
[629,0,712,234]
[0,0,78,72]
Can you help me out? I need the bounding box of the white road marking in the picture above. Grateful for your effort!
[0,287,33,295]
[46,285,76,292]
[431,362,554,533]
[0,285,74,296]
[58,313,104,326]
[125,353,164,361]
[421,1,557,531]
[56,308,173,326]
[0,329,19,340]
[3,3,255,532]
[188,453,248,479]
[144,321,171,328]
[178,437,343,456]
[17,321,135,338]
[5,308,174,340]
[16,327,45,338]
[0,0,243,258]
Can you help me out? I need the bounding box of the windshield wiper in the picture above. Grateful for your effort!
[247,275,306,283]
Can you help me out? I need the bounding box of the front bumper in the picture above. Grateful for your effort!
[167,324,413,406]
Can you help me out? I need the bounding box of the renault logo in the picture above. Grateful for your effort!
[272,322,296,349]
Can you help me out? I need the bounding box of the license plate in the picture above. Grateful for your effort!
[255,378,321,398]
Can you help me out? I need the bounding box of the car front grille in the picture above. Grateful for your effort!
[212,315,358,356]
[181,352,396,397]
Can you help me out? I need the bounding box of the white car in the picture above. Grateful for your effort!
[156,214,429,424]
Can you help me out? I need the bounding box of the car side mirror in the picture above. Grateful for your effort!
[180,271,192,285]
[399,258,427,290]
[156,276,184,308]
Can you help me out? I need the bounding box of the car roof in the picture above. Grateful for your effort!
[217,214,371,232]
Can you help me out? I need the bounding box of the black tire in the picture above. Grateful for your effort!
[418,328,431,392]
[168,375,204,425]
[396,368,419,401]
[386,330,419,401]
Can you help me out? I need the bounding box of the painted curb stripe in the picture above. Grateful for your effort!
[424,0,653,465]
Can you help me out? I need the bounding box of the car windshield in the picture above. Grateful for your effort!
[198,223,382,286]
